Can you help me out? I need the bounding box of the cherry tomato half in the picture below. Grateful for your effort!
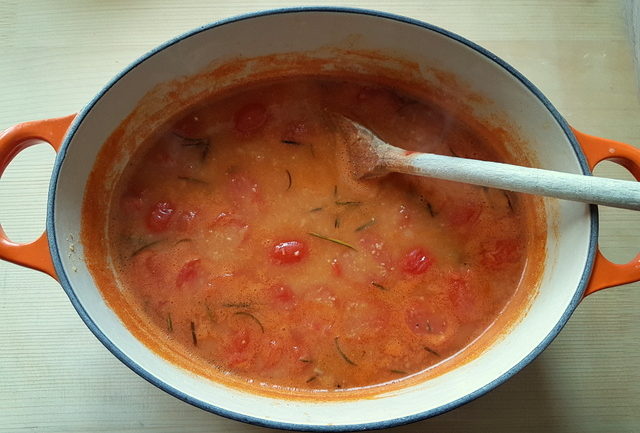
[146,201,175,233]
[270,240,307,264]
[401,248,432,275]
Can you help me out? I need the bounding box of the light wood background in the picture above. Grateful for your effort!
[1,1,640,432]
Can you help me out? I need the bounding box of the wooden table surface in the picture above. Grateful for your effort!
[1,1,640,432]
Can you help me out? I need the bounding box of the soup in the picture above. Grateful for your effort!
[83,76,543,394]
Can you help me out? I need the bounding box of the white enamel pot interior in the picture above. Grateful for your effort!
[48,8,595,431]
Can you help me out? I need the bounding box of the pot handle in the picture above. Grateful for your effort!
[572,127,640,297]
[0,115,76,280]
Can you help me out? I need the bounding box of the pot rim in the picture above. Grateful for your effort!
[46,6,598,431]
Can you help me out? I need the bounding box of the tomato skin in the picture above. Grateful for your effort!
[448,202,482,227]
[270,240,307,264]
[146,201,175,232]
[222,312,267,370]
[176,259,201,288]
[481,239,521,270]
[401,248,432,275]
[138,251,169,288]
[208,211,250,247]
[447,273,482,321]
[234,103,268,133]
[225,328,254,368]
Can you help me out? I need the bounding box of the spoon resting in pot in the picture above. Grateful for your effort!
[341,117,640,211]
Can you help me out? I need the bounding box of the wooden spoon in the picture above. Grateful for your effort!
[341,118,640,211]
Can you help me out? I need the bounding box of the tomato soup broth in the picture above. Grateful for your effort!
[84,76,544,395]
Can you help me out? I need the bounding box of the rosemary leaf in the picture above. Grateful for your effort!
[426,202,436,217]
[235,311,265,333]
[222,302,251,308]
[173,132,210,161]
[173,132,206,145]
[166,313,173,333]
[281,139,301,145]
[371,282,388,291]
[178,176,209,185]
[334,217,340,228]
[504,191,514,211]
[334,337,357,366]
[355,218,375,232]
[335,200,361,206]
[390,369,407,375]
[286,169,292,191]
[306,375,317,383]
[308,232,357,251]
[310,207,323,212]
[190,321,197,346]
[424,346,440,357]
[131,239,164,257]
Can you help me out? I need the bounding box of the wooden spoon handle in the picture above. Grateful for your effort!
[389,152,640,211]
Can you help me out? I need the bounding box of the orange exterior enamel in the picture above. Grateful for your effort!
[572,128,640,296]
[0,114,75,280]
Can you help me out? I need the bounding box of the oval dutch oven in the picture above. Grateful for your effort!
[1,8,639,431]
